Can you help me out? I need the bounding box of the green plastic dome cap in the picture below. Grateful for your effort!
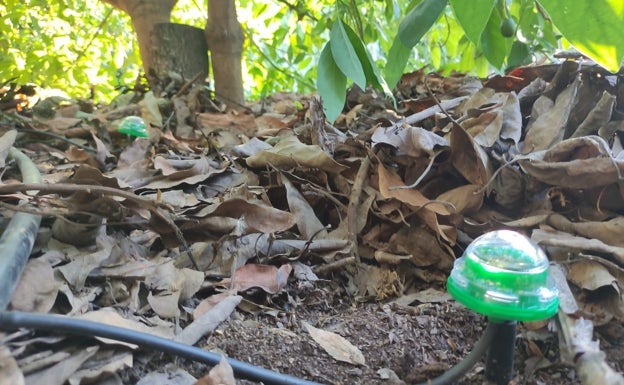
[117,116,148,138]
[447,230,559,322]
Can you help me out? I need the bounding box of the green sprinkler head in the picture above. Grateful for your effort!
[447,230,559,322]
[117,116,148,138]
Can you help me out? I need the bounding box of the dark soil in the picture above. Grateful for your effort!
[120,281,580,385]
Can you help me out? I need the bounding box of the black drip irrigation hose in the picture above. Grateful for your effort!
[0,311,322,385]
[0,146,497,385]
[0,148,42,311]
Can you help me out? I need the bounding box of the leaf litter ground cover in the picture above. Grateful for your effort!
[0,59,623,385]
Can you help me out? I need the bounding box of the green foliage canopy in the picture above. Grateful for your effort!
[1,0,623,109]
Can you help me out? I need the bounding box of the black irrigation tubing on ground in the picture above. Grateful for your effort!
[0,147,42,311]
[0,311,324,385]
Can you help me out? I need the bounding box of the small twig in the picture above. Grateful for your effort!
[347,154,371,264]
[174,72,204,98]
[313,256,356,275]
[17,128,97,153]
[386,95,468,132]
[424,74,462,129]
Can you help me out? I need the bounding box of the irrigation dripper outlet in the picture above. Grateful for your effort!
[117,116,148,138]
[446,230,559,385]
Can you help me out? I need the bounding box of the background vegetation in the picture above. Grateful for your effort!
[1,0,622,104]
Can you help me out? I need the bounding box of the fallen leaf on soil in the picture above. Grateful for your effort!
[10,258,61,313]
[222,264,292,294]
[302,321,366,366]
[194,355,236,385]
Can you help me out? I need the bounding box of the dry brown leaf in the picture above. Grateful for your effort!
[523,76,579,152]
[283,175,327,239]
[225,264,292,294]
[197,111,257,136]
[246,135,347,173]
[532,228,624,266]
[570,90,615,138]
[303,321,366,366]
[56,235,117,290]
[10,258,60,313]
[520,136,624,188]
[147,290,181,318]
[377,163,448,215]
[206,198,297,234]
[462,110,502,147]
[387,226,453,268]
[436,184,483,215]
[568,260,618,292]
[146,156,228,189]
[449,124,491,186]
[194,356,236,385]
[547,214,624,248]
[371,125,448,158]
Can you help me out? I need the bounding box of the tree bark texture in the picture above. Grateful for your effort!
[102,0,178,77]
[149,23,208,84]
[205,0,245,108]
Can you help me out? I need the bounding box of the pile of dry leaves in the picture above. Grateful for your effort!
[0,58,623,385]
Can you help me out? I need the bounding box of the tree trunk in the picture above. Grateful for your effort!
[149,23,209,85]
[101,0,178,78]
[205,0,245,108]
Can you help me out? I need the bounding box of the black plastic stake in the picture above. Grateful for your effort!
[485,320,517,385]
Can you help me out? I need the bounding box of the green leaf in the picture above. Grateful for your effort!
[340,22,392,96]
[450,0,495,45]
[538,0,624,72]
[480,9,511,69]
[507,41,531,69]
[317,43,347,123]
[398,0,448,47]
[384,37,413,90]
[330,20,367,89]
